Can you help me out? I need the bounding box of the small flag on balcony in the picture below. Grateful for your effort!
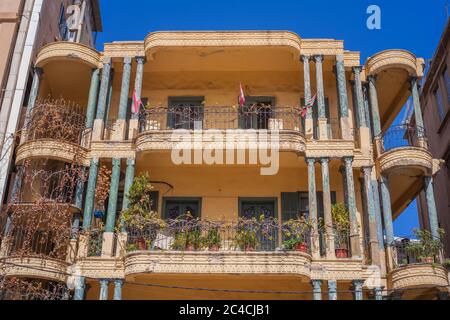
[301,93,317,118]
[132,89,142,114]
[239,82,246,107]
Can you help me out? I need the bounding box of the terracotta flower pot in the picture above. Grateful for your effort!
[244,245,255,252]
[137,238,147,251]
[209,245,220,252]
[295,243,308,253]
[421,256,434,264]
[335,248,349,258]
[185,244,196,251]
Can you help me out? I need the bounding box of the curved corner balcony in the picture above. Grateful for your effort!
[135,105,306,154]
[388,238,449,294]
[16,100,89,166]
[123,219,313,277]
[377,125,433,176]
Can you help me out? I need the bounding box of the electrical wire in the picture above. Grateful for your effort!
[0,259,449,296]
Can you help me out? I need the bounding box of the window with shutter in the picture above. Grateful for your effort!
[167,96,204,129]
[239,96,275,129]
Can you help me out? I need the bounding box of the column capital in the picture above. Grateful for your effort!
[102,56,112,65]
[336,54,345,63]
[352,279,364,289]
[34,67,44,76]
[114,279,123,286]
[320,157,329,165]
[136,56,147,64]
[306,157,316,165]
[301,54,311,62]
[361,166,373,175]
[343,156,354,165]
[126,158,136,166]
[123,56,133,64]
[314,54,324,63]
[352,65,363,74]
[311,280,322,288]
[367,74,378,83]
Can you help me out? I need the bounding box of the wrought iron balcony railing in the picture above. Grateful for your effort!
[138,106,305,133]
[125,218,313,254]
[391,236,444,268]
[380,124,426,153]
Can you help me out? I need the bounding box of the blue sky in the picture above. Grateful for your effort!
[96,0,448,236]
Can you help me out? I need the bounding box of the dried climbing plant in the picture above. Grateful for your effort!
[95,165,111,208]
[0,277,69,300]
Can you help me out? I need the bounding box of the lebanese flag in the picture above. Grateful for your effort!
[132,89,142,114]
[239,83,246,107]
[301,93,317,118]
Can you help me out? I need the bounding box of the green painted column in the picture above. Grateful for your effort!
[85,69,101,129]
[307,158,318,224]
[72,177,85,239]
[121,158,135,231]
[73,276,85,300]
[132,56,146,119]
[312,280,322,300]
[104,69,115,124]
[82,158,99,230]
[95,57,112,121]
[105,158,121,233]
[336,55,349,119]
[367,75,382,138]
[424,176,440,240]
[113,279,123,300]
[118,57,132,120]
[352,67,367,128]
[302,55,312,119]
[353,280,364,300]
[380,175,395,246]
[24,67,43,128]
[410,77,425,138]
[314,55,326,119]
[374,287,383,300]
[99,279,109,300]
[328,280,337,300]
[363,84,373,137]
[321,158,335,257]
[371,180,385,249]
[344,157,359,257]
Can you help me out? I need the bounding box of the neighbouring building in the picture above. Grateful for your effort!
[417,18,450,258]
[0,28,448,300]
[0,0,102,209]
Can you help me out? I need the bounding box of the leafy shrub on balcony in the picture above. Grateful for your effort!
[405,228,445,264]
[282,217,314,252]
[332,203,351,258]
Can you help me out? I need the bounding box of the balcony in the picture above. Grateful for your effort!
[136,106,306,154]
[387,236,449,296]
[16,99,89,166]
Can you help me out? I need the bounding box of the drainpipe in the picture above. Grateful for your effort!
[0,0,43,209]
[0,0,34,148]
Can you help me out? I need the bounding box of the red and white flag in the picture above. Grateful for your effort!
[132,89,142,114]
[239,83,246,107]
[301,94,317,118]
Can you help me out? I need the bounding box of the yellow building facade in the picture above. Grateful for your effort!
[0,31,448,300]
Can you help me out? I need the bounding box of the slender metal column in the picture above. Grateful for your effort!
[312,280,322,300]
[410,77,425,138]
[336,55,349,118]
[380,175,395,246]
[302,55,312,119]
[113,279,123,300]
[352,67,367,128]
[424,176,440,239]
[314,55,326,119]
[353,280,364,300]
[367,75,382,138]
[328,280,337,300]
[363,167,379,263]
[82,158,99,230]
[95,58,112,121]
[371,180,385,249]
[99,279,109,300]
[105,158,121,233]
[344,157,360,257]
[321,158,335,258]
[85,69,100,128]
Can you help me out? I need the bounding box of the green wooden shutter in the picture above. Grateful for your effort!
[281,192,300,221]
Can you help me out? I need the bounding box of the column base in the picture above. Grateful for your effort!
[340,117,351,140]
[318,118,328,140]
[101,232,116,257]
[326,234,336,259]
[92,119,105,141]
[116,232,128,257]
[77,234,89,259]
[304,118,314,140]
[350,234,362,259]
[81,129,92,149]
[112,120,127,141]
[128,118,139,140]
[358,127,371,154]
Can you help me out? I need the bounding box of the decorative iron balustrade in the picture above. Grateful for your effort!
[25,99,86,145]
[0,278,70,300]
[391,236,444,268]
[139,106,305,133]
[334,228,351,259]
[125,218,313,254]
[86,229,104,257]
[380,124,426,153]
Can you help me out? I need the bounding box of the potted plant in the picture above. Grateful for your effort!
[203,226,222,251]
[282,216,314,252]
[405,229,444,264]
[119,172,166,251]
[331,203,351,259]
[233,217,259,251]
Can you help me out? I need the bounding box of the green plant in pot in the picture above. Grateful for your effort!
[171,213,203,251]
[119,172,166,252]
[405,228,444,264]
[282,216,314,252]
[331,203,351,259]
[203,226,222,251]
[233,217,260,251]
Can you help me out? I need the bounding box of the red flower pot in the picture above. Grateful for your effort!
[421,256,434,264]
[335,248,349,258]
[137,238,147,251]
[295,243,308,253]
[185,244,196,251]
[209,245,220,252]
[244,245,255,252]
